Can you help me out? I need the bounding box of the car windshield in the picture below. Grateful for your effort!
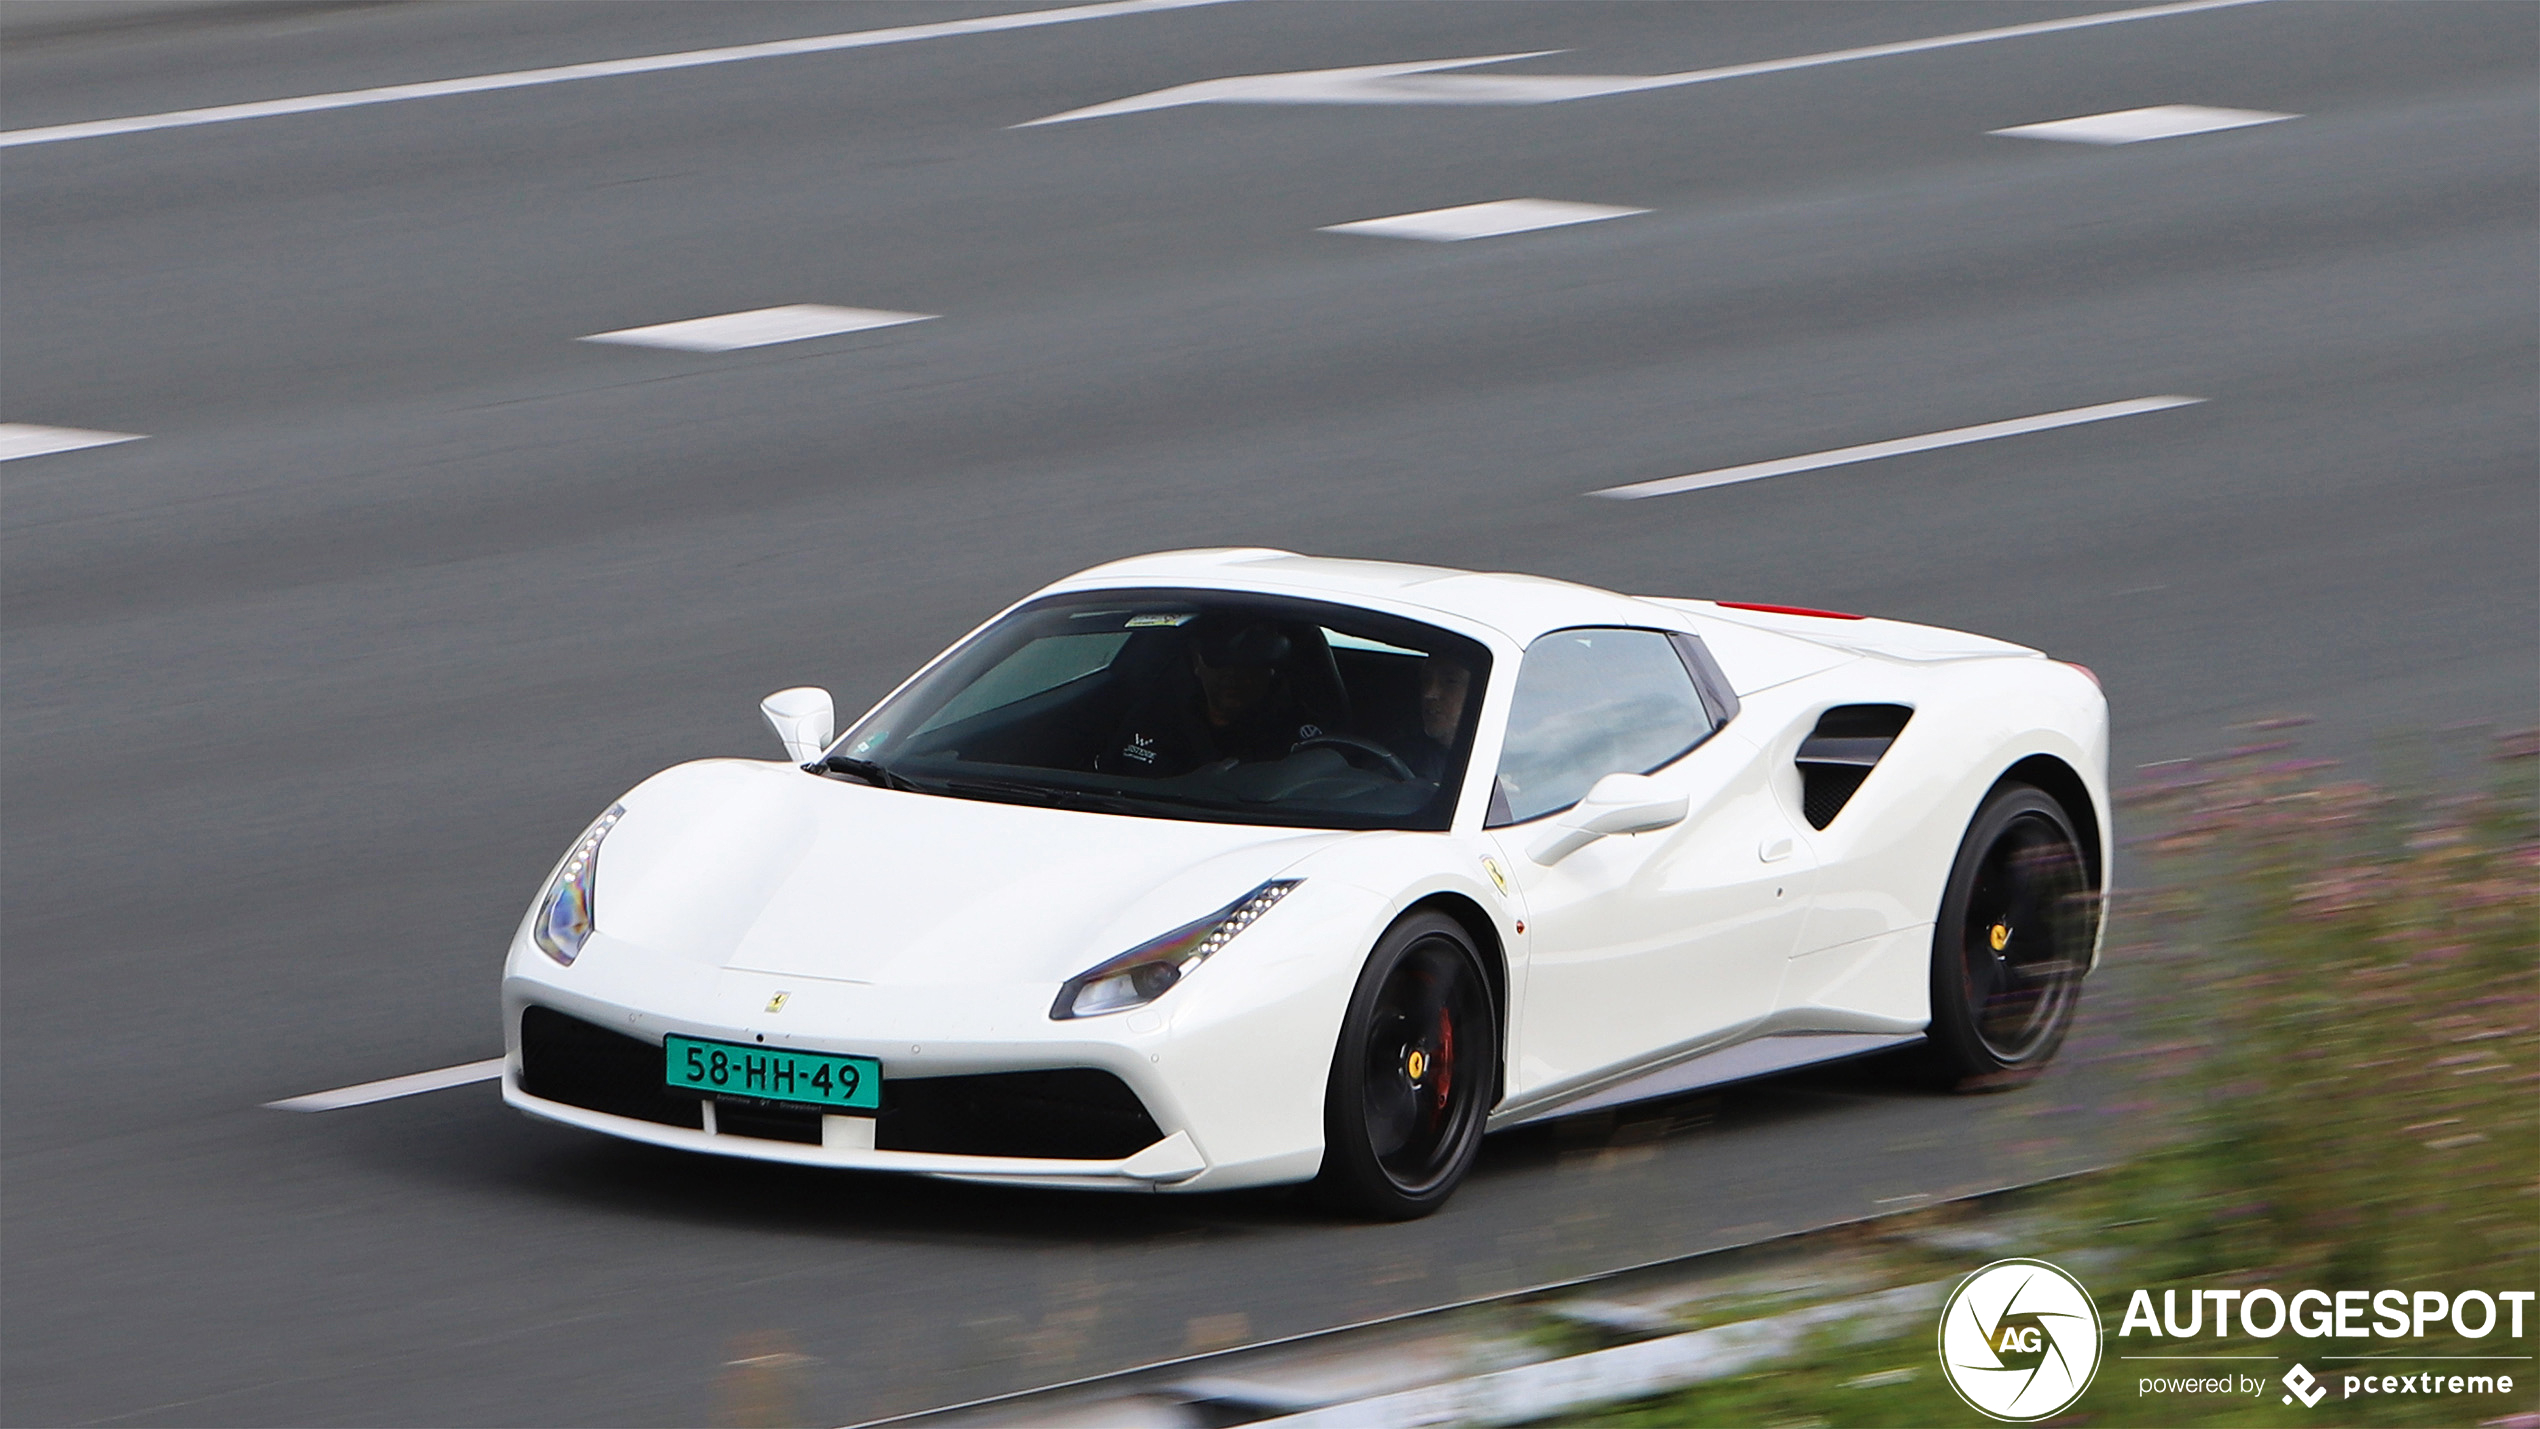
[828,589,1493,831]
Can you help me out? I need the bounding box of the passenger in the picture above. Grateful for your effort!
[1403,657,1472,782]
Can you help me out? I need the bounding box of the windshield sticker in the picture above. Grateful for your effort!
[1125,613,1195,628]
[1324,628,1426,657]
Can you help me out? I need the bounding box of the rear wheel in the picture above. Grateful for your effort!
[1920,783,2094,1090]
[1314,912,1496,1220]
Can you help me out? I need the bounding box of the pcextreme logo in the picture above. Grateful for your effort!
[1938,1259,2104,1421]
[2283,1363,2328,1407]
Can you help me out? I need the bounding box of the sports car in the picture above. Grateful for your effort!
[502,549,2107,1217]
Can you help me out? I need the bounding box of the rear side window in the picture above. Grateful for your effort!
[1490,627,1713,825]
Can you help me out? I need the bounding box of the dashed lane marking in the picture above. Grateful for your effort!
[1991,104,2298,144]
[1321,199,1648,243]
[265,1059,504,1112]
[0,0,1232,149]
[581,304,935,353]
[1591,396,2205,500]
[0,424,145,462]
[1020,0,2272,125]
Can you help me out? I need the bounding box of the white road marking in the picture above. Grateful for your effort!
[1021,51,1572,124]
[0,424,144,462]
[1322,198,1648,243]
[581,304,935,353]
[0,0,1231,149]
[1591,396,2204,500]
[1020,0,2271,124]
[264,1058,504,1112]
[1991,104,2298,144]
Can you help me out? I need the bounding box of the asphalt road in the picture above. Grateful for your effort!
[3,2,2532,1424]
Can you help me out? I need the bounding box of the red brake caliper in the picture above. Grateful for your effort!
[1433,1008,1453,1118]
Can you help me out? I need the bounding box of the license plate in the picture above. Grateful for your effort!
[664,1035,881,1111]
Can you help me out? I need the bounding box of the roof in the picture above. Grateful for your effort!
[1046,549,1672,644]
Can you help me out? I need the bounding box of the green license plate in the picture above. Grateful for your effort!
[664,1035,880,1111]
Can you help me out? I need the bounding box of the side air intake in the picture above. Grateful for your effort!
[1796,704,1912,830]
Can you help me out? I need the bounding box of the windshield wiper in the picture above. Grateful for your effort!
[817,755,922,792]
[943,777,1144,816]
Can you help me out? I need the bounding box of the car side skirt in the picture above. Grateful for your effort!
[1487,1026,1925,1130]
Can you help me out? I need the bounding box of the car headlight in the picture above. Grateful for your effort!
[532,805,625,966]
[1051,880,1300,1020]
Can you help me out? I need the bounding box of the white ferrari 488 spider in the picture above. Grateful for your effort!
[503,550,2107,1217]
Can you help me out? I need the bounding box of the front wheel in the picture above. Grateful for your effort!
[1919,783,2094,1090]
[1314,912,1497,1220]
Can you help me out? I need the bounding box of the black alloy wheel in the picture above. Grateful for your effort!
[1315,912,1497,1219]
[1920,783,2095,1089]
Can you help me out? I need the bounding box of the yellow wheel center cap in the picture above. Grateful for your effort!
[1406,1049,1428,1081]
[1989,923,2011,952]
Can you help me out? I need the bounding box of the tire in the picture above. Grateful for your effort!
[1313,912,1498,1220]
[1918,783,2095,1091]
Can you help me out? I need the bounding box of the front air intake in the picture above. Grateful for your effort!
[1796,704,1912,829]
[519,1006,704,1129]
[878,1070,1164,1161]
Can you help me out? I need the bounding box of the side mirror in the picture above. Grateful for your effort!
[760,687,834,765]
[1527,772,1689,866]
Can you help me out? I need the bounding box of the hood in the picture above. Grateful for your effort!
[591,760,1349,986]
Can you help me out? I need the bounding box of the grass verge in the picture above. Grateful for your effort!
[1570,729,2539,1427]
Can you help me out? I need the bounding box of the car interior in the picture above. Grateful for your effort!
[847,594,1492,830]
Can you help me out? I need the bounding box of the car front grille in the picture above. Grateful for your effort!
[874,1069,1165,1161]
[515,1007,1164,1161]
[519,1005,704,1129]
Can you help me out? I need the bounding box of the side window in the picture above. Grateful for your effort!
[1669,632,1741,728]
[1490,627,1713,825]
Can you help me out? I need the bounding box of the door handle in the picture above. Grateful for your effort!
[1759,836,1794,863]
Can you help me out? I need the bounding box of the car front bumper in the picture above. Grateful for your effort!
[498,898,1377,1193]
[502,1071,1208,1189]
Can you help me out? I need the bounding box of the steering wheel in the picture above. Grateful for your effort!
[1290,734,1417,782]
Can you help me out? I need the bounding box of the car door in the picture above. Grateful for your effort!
[1484,627,1818,1100]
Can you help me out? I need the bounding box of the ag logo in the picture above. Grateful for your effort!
[1938,1258,2103,1421]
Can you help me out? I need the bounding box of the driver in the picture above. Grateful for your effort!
[1098,619,1317,776]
